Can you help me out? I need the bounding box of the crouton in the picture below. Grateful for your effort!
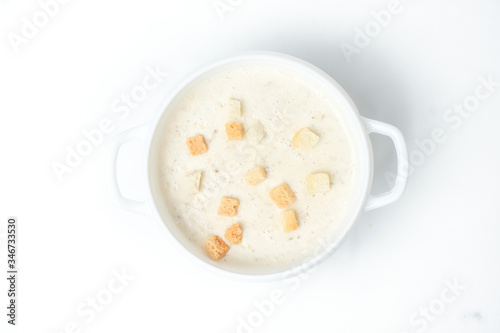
[245,167,267,185]
[224,99,241,117]
[292,128,319,150]
[225,223,243,244]
[218,197,240,217]
[225,122,244,141]
[307,173,331,193]
[270,183,296,208]
[205,235,230,261]
[185,170,202,194]
[186,134,208,155]
[283,210,298,232]
[246,121,266,144]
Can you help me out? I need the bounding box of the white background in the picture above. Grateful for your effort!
[1,0,500,332]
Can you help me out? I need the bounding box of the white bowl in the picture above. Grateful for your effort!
[107,52,409,282]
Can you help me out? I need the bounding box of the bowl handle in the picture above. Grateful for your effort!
[362,117,409,212]
[107,123,152,215]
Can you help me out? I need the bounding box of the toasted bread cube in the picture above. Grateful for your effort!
[186,135,208,155]
[270,183,296,208]
[205,235,230,261]
[225,122,244,141]
[245,167,267,185]
[283,210,298,232]
[185,170,202,194]
[224,99,241,117]
[224,223,243,244]
[246,121,266,144]
[292,128,319,150]
[218,197,239,216]
[307,173,331,193]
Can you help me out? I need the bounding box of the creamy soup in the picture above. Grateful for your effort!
[157,64,360,268]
